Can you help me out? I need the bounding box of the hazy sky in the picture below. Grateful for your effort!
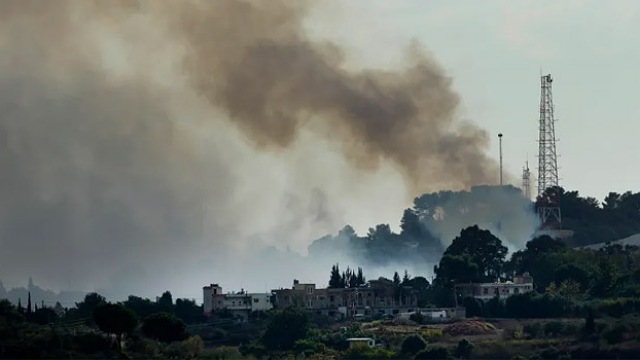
[307,0,640,201]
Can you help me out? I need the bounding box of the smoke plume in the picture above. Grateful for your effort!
[0,0,504,299]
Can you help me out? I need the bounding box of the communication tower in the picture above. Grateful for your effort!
[536,74,561,228]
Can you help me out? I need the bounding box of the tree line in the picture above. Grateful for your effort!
[309,185,640,270]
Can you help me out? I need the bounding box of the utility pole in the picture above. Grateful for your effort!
[536,74,561,229]
[498,133,503,186]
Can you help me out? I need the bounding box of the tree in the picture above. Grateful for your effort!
[157,291,174,313]
[434,254,481,284]
[93,303,138,349]
[73,292,107,320]
[142,312,187,343]
[123,295,155,320]
[27,291,32,314]
[356,267,365,286]
[402,270,411,285]
[443,225,507,281]
[175,298,205,324]
[261,307,309,351]
[329,264,342,288]
[400,334,427,355]
[393,272,401,287]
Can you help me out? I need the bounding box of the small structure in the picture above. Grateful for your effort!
[203,283,273,319]
[346,337,375,349]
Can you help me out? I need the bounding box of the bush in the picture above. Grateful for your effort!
[414,346,449,359]
[420,328,444,342]
[401,334,427,355]
[342,346,396,359]
[524,323,544,339]
[293,339,327,356]
[142,312,187,343]
[163,336,204,359]
[454,338,474,359]
[543,321,565,337]
[202,346,243,360]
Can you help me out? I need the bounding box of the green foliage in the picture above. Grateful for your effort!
[93,303,138,339]
[414,346,449,359]
[261,307,309,351]
[401,334,427,355]
[293,339,327,356]
[454,338,474,359]
[142,312,187,343]
[342,345,396,359]
[163,335,204,359]
[420,329,444,342]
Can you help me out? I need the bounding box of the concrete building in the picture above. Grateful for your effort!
[202,283,273,318]
[271,278,464,320]
[455,273,534,301]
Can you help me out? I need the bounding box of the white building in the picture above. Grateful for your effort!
[455,273,535,302]
[203,283,273,317]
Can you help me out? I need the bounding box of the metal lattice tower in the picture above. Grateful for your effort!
[522,161,531,200]
[536,74,561,228]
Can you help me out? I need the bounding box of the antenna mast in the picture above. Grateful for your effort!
[536,74,561,228]
[498,133,503,186]
[522,161,531,200]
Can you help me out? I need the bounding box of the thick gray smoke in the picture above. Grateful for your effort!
[0,0,510,300]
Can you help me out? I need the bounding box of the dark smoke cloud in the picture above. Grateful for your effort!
[0,0,504,298]
[167,0,500,193]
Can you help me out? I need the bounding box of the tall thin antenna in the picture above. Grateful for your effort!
[537,74,561,229]
[522,160,531,200]
[498,133,503,186]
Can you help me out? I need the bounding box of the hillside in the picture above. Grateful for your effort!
[579,233,640,250]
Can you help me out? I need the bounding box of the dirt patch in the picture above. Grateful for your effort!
[443,320,498,337]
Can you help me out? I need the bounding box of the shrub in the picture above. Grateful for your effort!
[543,321,565,337]
[342,346,396,359]
[454,338,474,359]
[293,339,327,356]
[202,346,242,360]
[421,329,444,342]
[522,323,543,339]
[414,346,449,360]
[401,334,427,355]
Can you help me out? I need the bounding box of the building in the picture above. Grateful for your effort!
[202,283,273,318]
[455,273,534,302]
[346,338,376,349]
[272,278,439,319]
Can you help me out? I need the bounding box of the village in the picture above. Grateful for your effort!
[202,272,535,323]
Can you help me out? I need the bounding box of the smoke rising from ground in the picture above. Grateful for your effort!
[0,0,508,299]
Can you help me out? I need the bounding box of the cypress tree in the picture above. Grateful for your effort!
[27,291,32,313]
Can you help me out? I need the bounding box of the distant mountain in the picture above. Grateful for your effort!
[579,233,640,250]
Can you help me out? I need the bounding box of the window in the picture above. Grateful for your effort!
[514,288,520,294]
[483,288,489,295]
[254,298,259,303]
[330,295,335,302]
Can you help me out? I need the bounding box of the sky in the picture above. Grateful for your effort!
[307,0,640,201]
